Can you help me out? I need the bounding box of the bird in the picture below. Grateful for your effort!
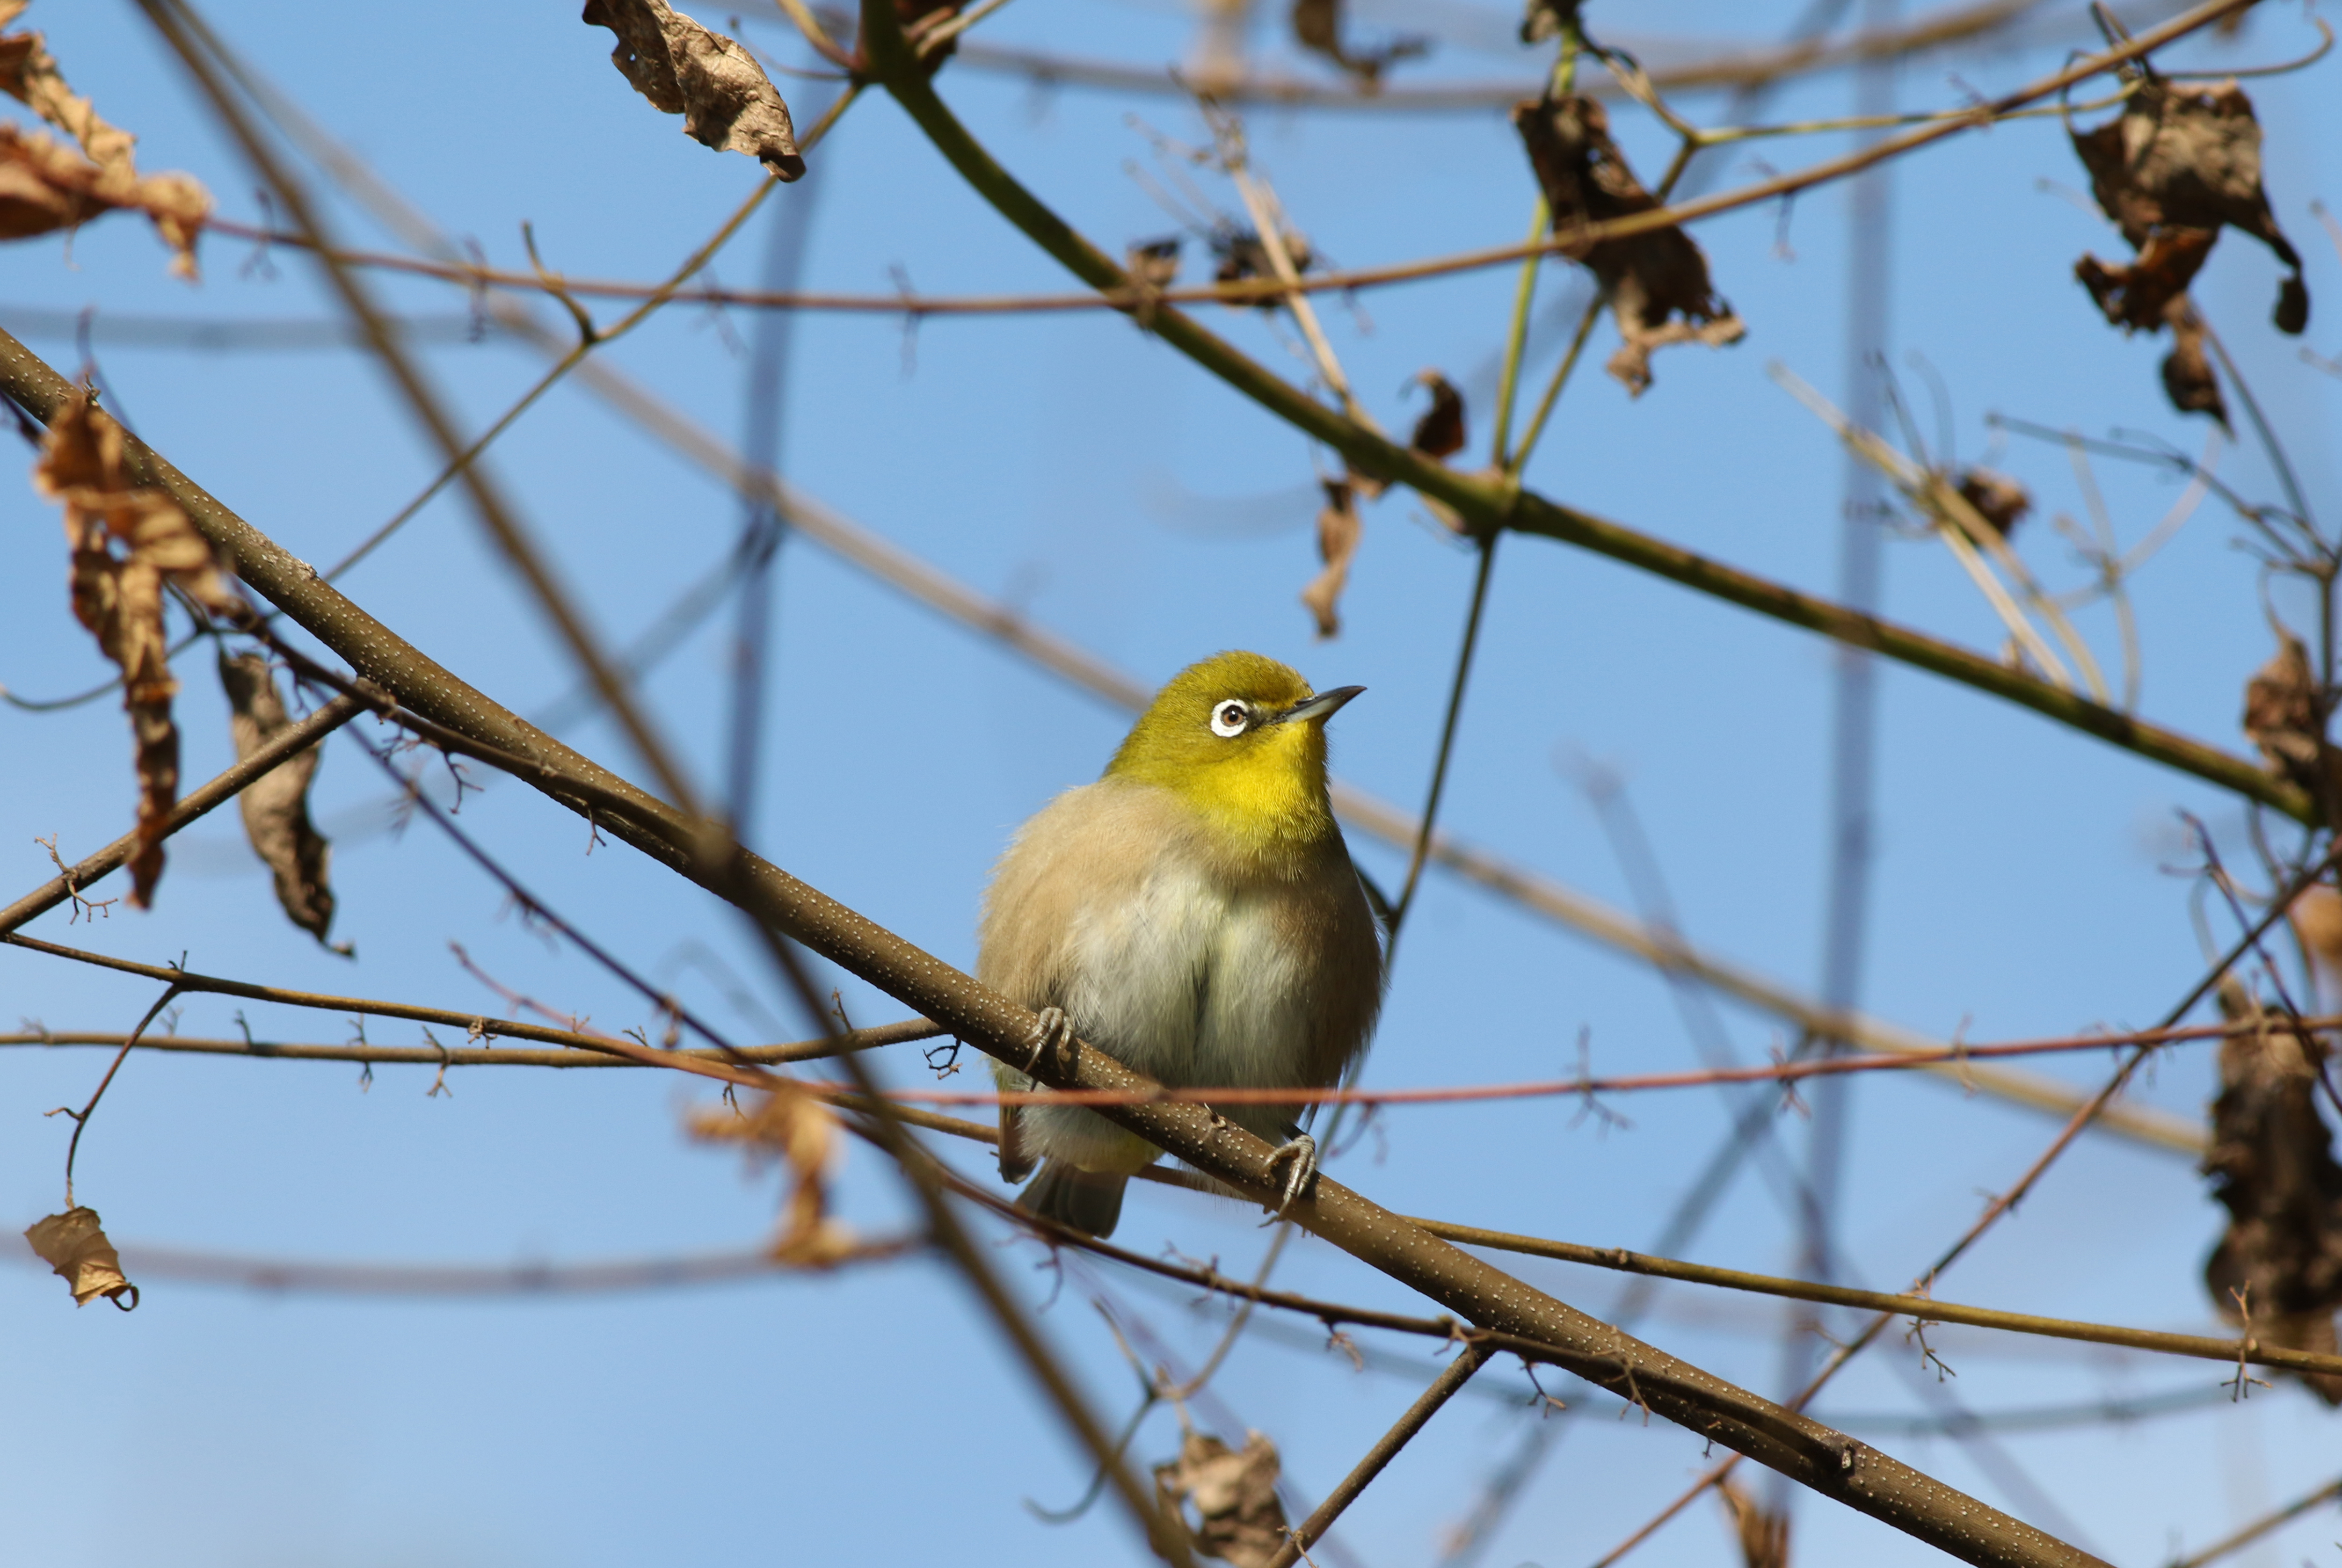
[977,650,1386,1239]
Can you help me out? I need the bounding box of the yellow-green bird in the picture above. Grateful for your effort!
[978,650,1386,1237]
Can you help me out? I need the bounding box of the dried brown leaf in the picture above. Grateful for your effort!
[33,389,238,908]
[1408,369,1468,462]
[0,7,207,275]
[1519,0,1578,44]
[1289,0,1426,87]
[581,0,804,180]
[1717,1480,1791,1568]
[707,1082,858,1267]
[2071,79,2307,336]
[1300,477,1362,639]
[2202,981,2342,1403]
[1953,467,2030,537]
[2242,628,2342,824]
[0,124,206,276]
[1512,94,1745,397]
[1154,1429,1288,1568]
[24,1205,137,1309]
[218,651,336,944]
[2291,884,2342,989]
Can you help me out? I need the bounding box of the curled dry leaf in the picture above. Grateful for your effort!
[2202,980,2342,1403]
[1717,1480,1791,1568]
[1512,94,1745,397]
[34,390,239,908]
[581,0,804,180]
[2242,628,2342,826]
[1300,477,1362,639]
[0,2,208,276]
[1953,467,2029,538]
[218,652,336,944]
[24,1205,137,1309]
[700,1082,858,1267]
[1407,370,1468,462]
[1153,1429,1288,1568]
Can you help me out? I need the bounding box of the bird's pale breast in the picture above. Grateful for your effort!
[978,777,1381,1171]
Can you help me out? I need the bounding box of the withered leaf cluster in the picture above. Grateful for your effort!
[24,1205,137,1309]
[1408,370,1468,462]
[1300,476,1362,639]
[0,0,209,275]
[1289,0,1427,88]
[2070,78,2307,423]
[1153,1429,1288,1568]
[699,1082,859,1267]
[34,389,240,909]
[582,0,805,180]
[1512,93,1745,397]
[2202,980,2342,1404]
[2242,630,2342,827]
[218,652,337,944]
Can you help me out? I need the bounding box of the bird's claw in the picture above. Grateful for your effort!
[1023,1006,1073,1074]
[1261,1132,1319,1222]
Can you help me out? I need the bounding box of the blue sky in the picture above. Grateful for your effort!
[4,2,2342,1565]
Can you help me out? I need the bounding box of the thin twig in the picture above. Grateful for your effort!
[1264,1343,1496,1568]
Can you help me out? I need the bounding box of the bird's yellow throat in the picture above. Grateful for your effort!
[1107,710,1336,866]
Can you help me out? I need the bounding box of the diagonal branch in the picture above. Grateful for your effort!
[4,320,2095,1568]
[1264,1343,1496,1568]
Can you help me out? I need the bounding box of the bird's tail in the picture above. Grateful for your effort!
[1017,1160,1127,1239]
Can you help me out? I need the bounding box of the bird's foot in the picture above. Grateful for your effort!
[1261,1132,1319,1222]
[1022,1006,1073,1074]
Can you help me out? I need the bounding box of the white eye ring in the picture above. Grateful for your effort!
[1209,699,1251,738]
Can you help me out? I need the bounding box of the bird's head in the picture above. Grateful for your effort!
[1106,650,1363,864]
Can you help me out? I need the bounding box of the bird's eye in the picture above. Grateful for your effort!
[1210,700,1250,738]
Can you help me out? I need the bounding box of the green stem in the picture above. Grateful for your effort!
[1488,198,1548,469]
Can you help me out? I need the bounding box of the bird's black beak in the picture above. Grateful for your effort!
[1272,685,1365,726]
